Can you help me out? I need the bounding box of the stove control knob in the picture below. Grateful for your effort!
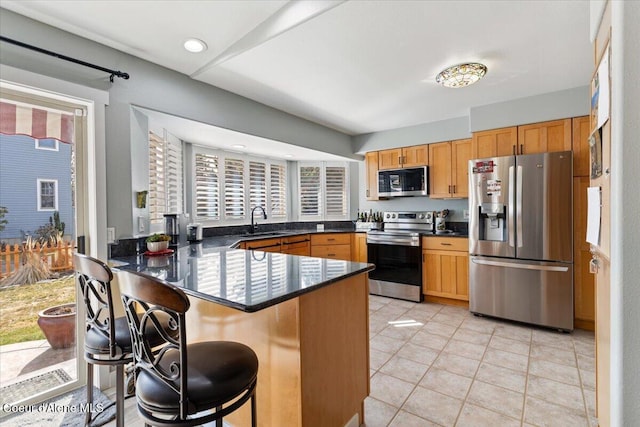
[418,213,424,219]
[391,213,397,219]
[385,213,390,219]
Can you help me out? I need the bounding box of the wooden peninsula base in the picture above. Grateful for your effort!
[185,273,370,427]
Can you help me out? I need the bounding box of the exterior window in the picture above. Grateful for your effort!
[195,153,220,220]
[149,131,183,224]
[298,162,349,220]
[35,138,59,151]
[37,179,58,211]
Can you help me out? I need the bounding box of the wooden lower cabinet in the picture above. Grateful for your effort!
[240,237,282,252]
[422,237,469,304]
[282,234,310,256]
[352,233,367,262]
[310,233,352,261]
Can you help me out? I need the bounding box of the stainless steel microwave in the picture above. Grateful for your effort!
[378,166,429,197]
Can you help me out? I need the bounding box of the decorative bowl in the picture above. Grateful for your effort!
[147,240,169,252]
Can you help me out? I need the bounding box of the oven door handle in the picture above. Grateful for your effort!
[366,236,419,247]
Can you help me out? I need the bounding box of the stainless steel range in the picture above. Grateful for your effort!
[367,211,435,302]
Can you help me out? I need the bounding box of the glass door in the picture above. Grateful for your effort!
[0,85,89,406]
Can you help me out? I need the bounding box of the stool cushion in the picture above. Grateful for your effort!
[84,316,134,356]
[136,341,259,415]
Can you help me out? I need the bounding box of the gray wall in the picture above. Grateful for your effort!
[352,116,471,154]
[0,9,354,238]
[470,86,590,131]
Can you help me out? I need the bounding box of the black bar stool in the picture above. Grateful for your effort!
[74,253,132,427]
[118,270,258,427]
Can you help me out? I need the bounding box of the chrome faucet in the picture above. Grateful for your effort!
[250,206,267,234]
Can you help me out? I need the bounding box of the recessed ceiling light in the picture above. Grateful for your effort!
[231,144,245,149]
[183,38,208,53]
[284,154,294,158]
[436,62,487,88]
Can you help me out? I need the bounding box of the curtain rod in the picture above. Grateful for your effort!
[0,36,130,82]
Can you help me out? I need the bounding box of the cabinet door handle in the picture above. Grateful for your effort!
[520,144,524,154]
[328,253,336,257]
[453,185,456,193]
[327,238,335,241]
[448,185,452,194]
[366,189,370,197]
[512,145,516,155]
[441,243,452,246]
[398,156,402,165]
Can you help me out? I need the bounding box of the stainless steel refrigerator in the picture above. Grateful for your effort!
[468,151,573,331]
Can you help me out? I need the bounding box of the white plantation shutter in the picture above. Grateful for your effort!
[165,134,183,214]
[325,165,347,217]
[149,131,183,224]
[195,153,220,220]
[224,157,245,219]
[249,161,267,209]
[149,132,166,224]
[298,162,349,220]
[270,164,287,218]
[299,166,321,218]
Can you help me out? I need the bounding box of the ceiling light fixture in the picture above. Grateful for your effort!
[284,154,294,158]
[183,38,208,53]
[231,144,245,149]
[436,62,487,88]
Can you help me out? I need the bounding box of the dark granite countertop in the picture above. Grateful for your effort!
[112,235,374,313]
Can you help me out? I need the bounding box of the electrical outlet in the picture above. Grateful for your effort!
[138,217,145,233]
[107,227,116,244]
[463,209,470,220]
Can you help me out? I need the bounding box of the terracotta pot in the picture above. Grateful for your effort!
[37,303,76,349]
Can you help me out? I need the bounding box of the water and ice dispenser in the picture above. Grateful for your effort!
[478,204,507,242]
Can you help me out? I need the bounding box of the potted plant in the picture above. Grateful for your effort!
[146,233,171,252]
[37,303,76,349]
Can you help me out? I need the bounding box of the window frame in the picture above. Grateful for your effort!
[37,178,58,211]
[35,138,59,151]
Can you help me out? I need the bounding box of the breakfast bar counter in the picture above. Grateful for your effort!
[113,244,374,427]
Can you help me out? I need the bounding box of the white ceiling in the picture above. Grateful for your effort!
[2,0,592,139]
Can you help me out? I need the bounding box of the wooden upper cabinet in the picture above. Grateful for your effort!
[429,139,471,199]
[451,139,472,198]
[378,148,403,170]
[428,142,452,198]
[572,116,591,177]
[472,127,518,158]
[517,119,572,155]
[365,151,379,200]
[402,145,429,167]
[378,145,429,170]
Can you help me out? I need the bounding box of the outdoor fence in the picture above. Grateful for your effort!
[0,240,75,279]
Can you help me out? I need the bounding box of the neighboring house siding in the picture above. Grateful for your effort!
[0,134,74,240]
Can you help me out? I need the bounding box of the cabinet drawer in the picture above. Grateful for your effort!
[282,234,310,246]
[244,238,282,252]
[311,233,351,246]
[422,237,468,252]
[311,244,351,261]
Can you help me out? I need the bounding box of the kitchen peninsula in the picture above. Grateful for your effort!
[113,240,374,427]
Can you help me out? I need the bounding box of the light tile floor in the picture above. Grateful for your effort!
[104,295,597,427]
[365,295,597,427]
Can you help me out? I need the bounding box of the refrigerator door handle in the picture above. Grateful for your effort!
[516,165,523,248]
[508,166,515,248]
[471,258,569,272]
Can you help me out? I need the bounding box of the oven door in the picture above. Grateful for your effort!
[367,242,423,302]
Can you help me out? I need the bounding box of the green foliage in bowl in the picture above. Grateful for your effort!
[146,233,171,243]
